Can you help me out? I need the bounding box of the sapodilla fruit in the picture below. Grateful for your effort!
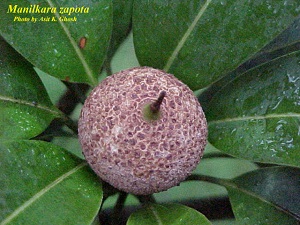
[78,67,207,195]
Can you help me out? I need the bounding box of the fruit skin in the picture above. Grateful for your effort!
[78,67,207,195]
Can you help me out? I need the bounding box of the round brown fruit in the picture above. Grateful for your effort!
[78,67,207,195]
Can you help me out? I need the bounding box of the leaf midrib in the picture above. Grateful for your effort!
[46,0,97,86]
[150,205,163,225]
[1,162,87,225]
[163,0,212,72]
[225,181,300,220]
[0,94,62,117]
[208,113,300,125]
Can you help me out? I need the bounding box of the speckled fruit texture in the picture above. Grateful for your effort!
[78,67,207,195]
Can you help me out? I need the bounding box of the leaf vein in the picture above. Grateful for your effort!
[163,0,212,72]
[0,95,61,118]
[226,183,300,220]
[46,0,97,86]
[150,205,163,225]
[1,162,87,225]
[208,113,300,125]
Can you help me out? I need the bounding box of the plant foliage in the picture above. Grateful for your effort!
[0,0,300,224]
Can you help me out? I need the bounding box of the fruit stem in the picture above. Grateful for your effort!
[150,91,166,113]
[112,192,128,224]
[136,194,156,205]
[143,91,166,122]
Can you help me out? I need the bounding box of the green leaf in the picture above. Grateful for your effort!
[206,51,300,167]
[226,166,300,224]
[0,140,103,225]
[127,203,211,225]
[0,38,62,140]
[133,0,300,90]
[106,0,133,60]
[261,17,300,54]
[199,18,300,110]
[0,0,113,86]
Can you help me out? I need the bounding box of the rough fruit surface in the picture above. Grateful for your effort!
[78,67,207,195]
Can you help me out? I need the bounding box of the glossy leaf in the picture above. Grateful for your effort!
[261,16,300,54]
[0,140,103,225]
[199,17,300,111]
[0,0,113,86]
[206,51,300,167]
[127,203,211,225]
[0,38,62,140]
[133,0,300,90]
[106,0,133,61]
[226,167,300,224]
